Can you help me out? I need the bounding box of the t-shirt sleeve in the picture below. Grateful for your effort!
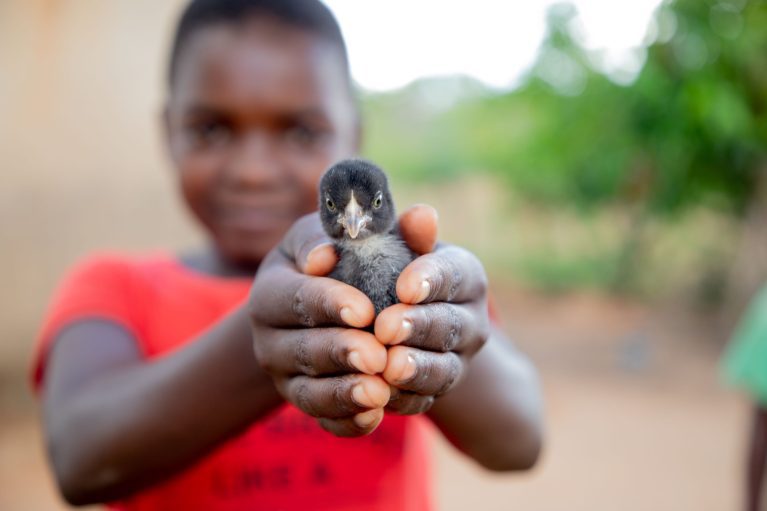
[30,253,144,393]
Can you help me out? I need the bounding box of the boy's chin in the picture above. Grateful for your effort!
[216,231,281,268]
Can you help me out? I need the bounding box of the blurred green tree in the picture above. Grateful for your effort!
[362,0,767,296]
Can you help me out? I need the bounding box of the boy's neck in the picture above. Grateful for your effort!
[178,245,260,279]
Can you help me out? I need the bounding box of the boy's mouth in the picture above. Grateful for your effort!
[219,207,294,233]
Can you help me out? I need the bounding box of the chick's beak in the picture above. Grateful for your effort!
[341,194,369,239]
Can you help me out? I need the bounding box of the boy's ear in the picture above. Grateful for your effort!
[160,105,171,146]
[160,104,177,166]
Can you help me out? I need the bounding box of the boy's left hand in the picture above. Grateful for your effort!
[374,243,490,415]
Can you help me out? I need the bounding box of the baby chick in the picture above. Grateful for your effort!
[319,159,414,315]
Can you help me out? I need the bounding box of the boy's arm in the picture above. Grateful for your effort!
[43,218,388,505]
[426,328,543,471]
[374,242,543,471]
[43,306,281,505]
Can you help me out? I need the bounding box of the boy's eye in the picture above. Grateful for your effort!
[188,120,232,147]
[284,123,328,149]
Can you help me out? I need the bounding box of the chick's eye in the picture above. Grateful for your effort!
[326,198,336,211]
[372,194,383,209]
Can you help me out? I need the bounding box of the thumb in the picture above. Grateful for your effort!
[399,204,438,255]
[280,213,338,276]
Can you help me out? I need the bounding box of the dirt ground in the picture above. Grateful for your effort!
[0,284,748,511]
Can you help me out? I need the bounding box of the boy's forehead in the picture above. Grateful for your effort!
[170,20,351,113]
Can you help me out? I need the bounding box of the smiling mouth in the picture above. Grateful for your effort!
[220,208,293,232]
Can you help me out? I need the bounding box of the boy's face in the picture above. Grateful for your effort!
[166,20,358,265]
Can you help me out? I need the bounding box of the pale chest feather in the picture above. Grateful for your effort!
[332,233,415,314]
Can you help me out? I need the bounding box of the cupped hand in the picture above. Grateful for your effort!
[374,211,491,416]
[249,214,391,437]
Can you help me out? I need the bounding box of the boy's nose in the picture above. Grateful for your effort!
[226,132,283,188]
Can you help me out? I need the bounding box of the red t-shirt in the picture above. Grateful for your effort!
[32,253,434,511]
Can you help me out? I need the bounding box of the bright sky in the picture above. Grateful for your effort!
[322,0,665,91]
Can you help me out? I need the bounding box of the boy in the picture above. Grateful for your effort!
[33,1,542,509]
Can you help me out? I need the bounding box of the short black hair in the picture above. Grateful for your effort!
[168,0,350,88]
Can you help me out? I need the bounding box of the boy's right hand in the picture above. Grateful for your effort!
[249,214,390,437]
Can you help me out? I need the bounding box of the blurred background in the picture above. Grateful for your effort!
[1,0,765,509]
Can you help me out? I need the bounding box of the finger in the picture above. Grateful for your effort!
[302,244,338,276]
[317,408,384,437]
[278,213,338,276]
[396,245,488,305]
[398,204,438,255]
[386,387,435,415]
[382,346,463,396]
[256,328,387,377]
[279,374,390,419]
[374,302,489,354]
[250,268,374,328]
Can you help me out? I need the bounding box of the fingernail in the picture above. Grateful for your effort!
[398,354,417,383]
[306,243,332,268]
[353,409,380,429]
[392,318,413,345]
[340,306,359,326]
[352,383,374,408]
[348,350,368,374]
[414,280,430,303]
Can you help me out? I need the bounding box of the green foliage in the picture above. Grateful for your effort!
[362,0,767,216]
[360,0,767,295]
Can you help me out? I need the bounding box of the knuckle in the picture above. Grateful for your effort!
[409,307,432,348]
[292,284,316,327]
[435,355,463,396]
[294,331,317,376]
[293,379,318,417]
[407,354,433,390]
[331,378,354,414]
[255,350,276,374]
[252,337,276,374]
[328,339,351,372]
[445,260,463,302]
[449,246,488,298]
[442,304,463,352]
